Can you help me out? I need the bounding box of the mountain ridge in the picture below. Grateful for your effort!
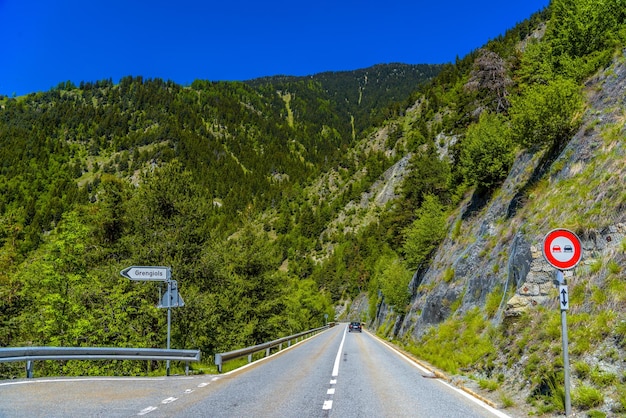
[1,2,625,416]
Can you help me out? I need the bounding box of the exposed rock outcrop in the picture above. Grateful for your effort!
[375,49,626,341]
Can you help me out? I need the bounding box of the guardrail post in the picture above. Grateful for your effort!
[247,354,252,364]
[26,360,33,378]
[215,354,222,373]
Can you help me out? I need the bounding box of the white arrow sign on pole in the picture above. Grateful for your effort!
[120,266,171,281]
[559,284,569,311]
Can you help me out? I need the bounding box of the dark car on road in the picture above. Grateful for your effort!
[348,321,362,332]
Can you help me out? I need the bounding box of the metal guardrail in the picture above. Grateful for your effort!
[0,347,201,378]
[214,324,333,373]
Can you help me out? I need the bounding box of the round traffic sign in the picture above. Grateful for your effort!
[542,229,582,270]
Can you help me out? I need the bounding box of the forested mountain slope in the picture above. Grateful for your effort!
[0,64,437,375]
[247,63,443,135]
[1,0,625,416]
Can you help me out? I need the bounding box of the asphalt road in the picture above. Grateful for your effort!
[0,324,511,417]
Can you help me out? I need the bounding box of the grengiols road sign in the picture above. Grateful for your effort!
[120,266,171,281]
[542,229,582,270]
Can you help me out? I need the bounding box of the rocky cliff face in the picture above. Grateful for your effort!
[374,48,626,340]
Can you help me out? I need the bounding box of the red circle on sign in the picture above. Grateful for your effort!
[542,229,582,270]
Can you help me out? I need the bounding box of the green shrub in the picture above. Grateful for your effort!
[459,112,515,190]
[376,255,411,313]
[401,194,447,270]
[509,77,583,150]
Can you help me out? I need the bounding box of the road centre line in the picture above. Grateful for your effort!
[332,327,347,377]
[322,325,346,412]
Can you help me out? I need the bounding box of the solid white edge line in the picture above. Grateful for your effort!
[367,331,512,418]
[0,376,193,387]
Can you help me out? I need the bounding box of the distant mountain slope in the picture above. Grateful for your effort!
[246,63,443,135]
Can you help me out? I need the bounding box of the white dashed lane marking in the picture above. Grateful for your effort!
[138,406,158,415]
[137,376,220,415]
[161,397,178,404]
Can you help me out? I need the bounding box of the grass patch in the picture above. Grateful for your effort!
[500,392,515,408]
[405,307,495,374]
[442,267,455,283]
[484,285,504,318]
[607,277,626,304]
[573,361,591,379]
[478,378,500,391]
[607,260,621,275]
[590,367,618,387]
[572,385,604,409]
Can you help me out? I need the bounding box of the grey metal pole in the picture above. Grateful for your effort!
[166,279,171,376]
[561,308,571,415]
[557,270,571,416]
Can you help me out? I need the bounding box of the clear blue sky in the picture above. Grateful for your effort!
[1,0,550,97]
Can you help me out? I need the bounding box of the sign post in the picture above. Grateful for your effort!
[542,229,582,417]
[121,265,184,376]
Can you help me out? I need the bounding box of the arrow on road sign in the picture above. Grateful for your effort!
[121,266,171,281]
[559,285,569,310]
